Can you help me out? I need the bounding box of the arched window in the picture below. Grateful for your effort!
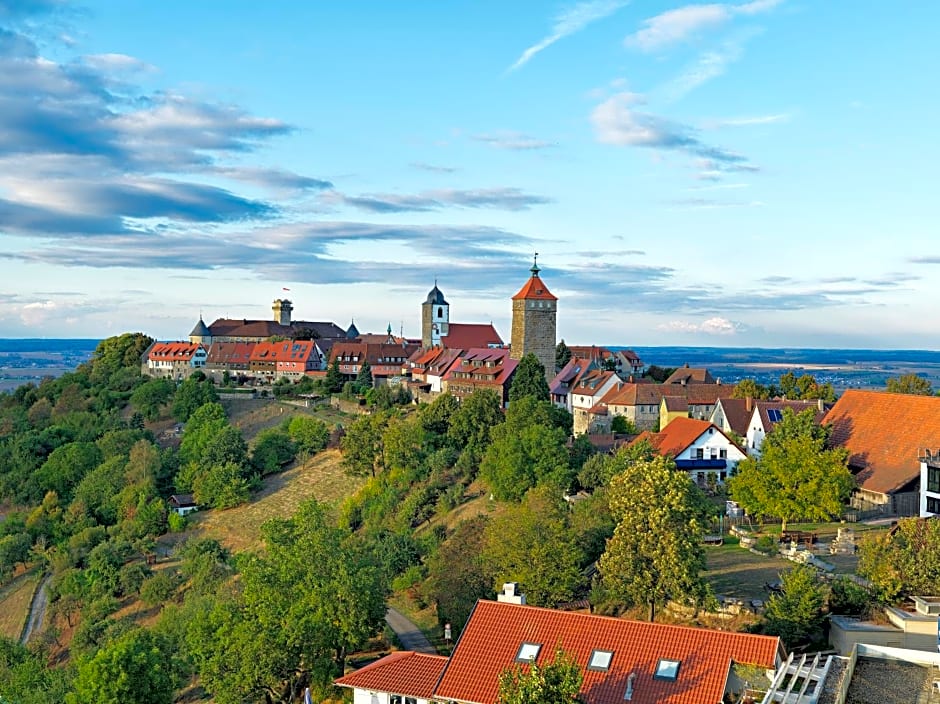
[438,306,443,317]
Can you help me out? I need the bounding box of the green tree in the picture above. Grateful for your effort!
[0,637,72,704]
[324,357,344,394]
[481,397,571,501]
[643,365,677,383]
[482,487,584,607]
[34,441,103,501]
[610,415,639,434]
[178,402,227,466]
[250,427,296,475]
[448,388,503,470]
[732,378,771,400]
[341,412,388,477]
[130,378,175,420]
[509,353,550,403]
[778,371,835,402]
[86,333,154,386]
[858,517,940,601]
[599,455,711,621]
[171,376,219,422]
[555,339,572,372]
[729,410,852,532]
[287,416,330,461]
[886,374,934,395]
[0,532,31,572]
[68,628,181,704]
[355,360,374,390]
[763,565,826,647]
[192,462,251,509]
[425,516,492,634]
[496,646,583,704]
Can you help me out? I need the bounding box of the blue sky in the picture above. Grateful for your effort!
[0,0,938,348]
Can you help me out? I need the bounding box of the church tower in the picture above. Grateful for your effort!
[272,299,293,326]
[510,256,557,381]
[421,283,450,349]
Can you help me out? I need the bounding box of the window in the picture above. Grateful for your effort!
[438,306,443,317]
[719,448,727,459]
[928,466,940,494]
[588,649,614,671]
[767,409,783,422]
[390,697,417,704]
[515,642,542,662]
[696,448,704,459]
[654,658,681,680]
[928,497,940,515]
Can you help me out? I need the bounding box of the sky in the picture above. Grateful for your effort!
[0,0,938,348]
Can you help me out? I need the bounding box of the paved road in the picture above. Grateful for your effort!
[385,607,437,654]
[21,573,50,644]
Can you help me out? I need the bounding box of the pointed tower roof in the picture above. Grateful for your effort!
[425,282,449,306]
[512,254,557,301]
[189,315,210,337]
[346,319,360,339]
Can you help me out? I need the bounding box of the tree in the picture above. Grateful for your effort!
[481,397,571,501]
[130,378,175,420]
[86,333,154,386]
[729,410,852,532]
[610,415,638,435]
[192,461,251,509]
[732,378,771,400]
[34,441,103,501]
[482,487,584,607]
[250,428,296,475]
[341,412,388,477]
[509,353,550,403]
[555,340,572,372]
[858,517,940,601]
[886,374,934,395]
[68,628,181,704]
[355,360,374,390]
[0,637,72,704]
[643,365,677,383]
[763,565,826,647]
[425,515,492,634]
[287,416,329,461]
[324,357,344,394]
[447,389,504,470]
[777,371,835,402]
[171,376,219,422]
[599,455,711,621]
[497,646,583,704]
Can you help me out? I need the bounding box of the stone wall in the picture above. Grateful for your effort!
[510,299,556,381]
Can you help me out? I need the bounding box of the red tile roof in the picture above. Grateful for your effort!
[205,342,255,365]
[148,342,205,361]
[824,389,940,495]
[755,399,827,431]
[334,651,448,699]
[250,339,317,363]
[434,600,780,704]
[444,348,518,388]
[441,323,504,349]
[603,383,732,408]
[713,398,752,436]
[511,273,557,301]
[664,366,716,385]
[633,417,720,457]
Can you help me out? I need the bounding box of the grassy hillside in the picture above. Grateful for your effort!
[0,569,40,640]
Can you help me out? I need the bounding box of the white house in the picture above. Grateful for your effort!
[744,399,826,455]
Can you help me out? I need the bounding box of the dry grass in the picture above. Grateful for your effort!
[191,449,361,552]
[0,569,40,640]
[222,398,351,440]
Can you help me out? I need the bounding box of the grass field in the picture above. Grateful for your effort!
[192,449,362,552]
[704,540,791,601]
[0,569,40,640]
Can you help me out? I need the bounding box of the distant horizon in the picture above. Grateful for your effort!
[1,3,939,346]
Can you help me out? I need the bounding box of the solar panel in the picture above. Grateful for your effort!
[767,409,783,422]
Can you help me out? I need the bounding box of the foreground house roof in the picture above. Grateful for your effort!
[824,389,940,495]
[632,417,742,458]
[334,651,448,700]
[434,600,781,704]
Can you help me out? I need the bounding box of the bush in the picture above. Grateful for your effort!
[829,576,872,615]
[140,571,180,606]
[754,535,778,555]
[167,511,187,533]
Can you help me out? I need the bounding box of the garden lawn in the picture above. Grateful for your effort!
[704,540,791,602]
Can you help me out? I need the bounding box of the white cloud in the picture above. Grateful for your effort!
[657,316,743,335]
[707,113,790,127]
[661,42,744,100]
[508,0,628,72]
[626,0,782,51]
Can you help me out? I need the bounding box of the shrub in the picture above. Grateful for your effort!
[829,576,873,615]
[754,535,778,555]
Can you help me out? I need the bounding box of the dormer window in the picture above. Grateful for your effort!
[654,658,681,681]
[515,642,542,663]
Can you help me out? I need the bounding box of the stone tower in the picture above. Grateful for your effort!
[421,283,450,349]
[272,299,293,326]
[510,256,557,381]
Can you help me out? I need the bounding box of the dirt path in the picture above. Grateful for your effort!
[385,607,436,654]
[20,572,50,644]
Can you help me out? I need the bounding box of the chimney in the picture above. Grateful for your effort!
[746,396,753,412]
[624,672,636,701]
[818,398,825,412]
[497,582,526,605]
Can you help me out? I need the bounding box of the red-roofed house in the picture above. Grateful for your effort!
[334,651,449,704]
[336,598,783,704]
[249,339,321,381]
[204,341,256,381]
[630,417,747,486]
[824,389,940,516]
[330,341,420,387]
[571,369,621,435]
[568,345,644,376]
[664,364,716,385]
[144,342,207,380]
[441,322,504,349]
[406,347,463,399]
[444,348,518,406]
[709,397,754,439]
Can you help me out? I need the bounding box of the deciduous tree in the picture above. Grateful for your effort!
[886,374,934,395]
[599,455,711,621]
[555,340,572,372]
[763,565,826,647]
[508,353,550,403]
[425,515,491,634]
[497,647,582,704]
[858,517,940,601]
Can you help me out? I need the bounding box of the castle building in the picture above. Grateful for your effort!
[510,256,557,381]
[422,283,450,349]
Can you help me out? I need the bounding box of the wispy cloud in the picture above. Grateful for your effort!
[471,131,556,151]
[707,113,790,127]
[590,92,757,174]
[658,316,746,335]
[661,40,745,100]
[908,256,940,265]
[410,161,459,174]
[508,0,628,72]
[626,0,782,52]
[324,187,554,214]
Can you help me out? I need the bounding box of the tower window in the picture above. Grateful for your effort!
[438,307,443,317]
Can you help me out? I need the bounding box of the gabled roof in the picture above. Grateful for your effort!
[205,342,256,365]
[662,396,688,412]
[572,369,618,399]
[334,651,448,700]
[441,323,504,349]
[632,417,728,457]
[444,348,518,387]
[550,357,592,395]
[824,389,940,495]
[250,339,317,364]
[754,399,827,431]
[148,342,205,361]
[664,366,716,385]
[712,398,753,437]
[434,600,780,704]
[207,318,345,340]
[511,272,557,301]
[602,383,732,408]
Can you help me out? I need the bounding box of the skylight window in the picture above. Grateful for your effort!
[515,642,542,663]
[588,649,614,672]
[654,658,681,681]
[767,409,783,422]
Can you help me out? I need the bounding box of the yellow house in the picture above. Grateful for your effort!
[660,395,689,429]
